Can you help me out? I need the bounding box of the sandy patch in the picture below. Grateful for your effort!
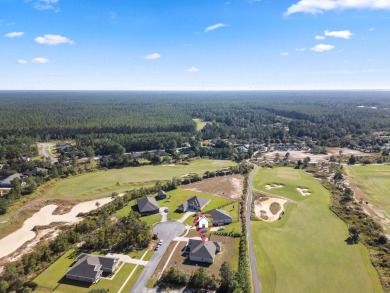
[162,164,176,167]
[182,174,244,199]
[327,147,378,157]
[297,187,311,196]
[0,197,113,259]
[254,198,287,222]
[265,184,284,190]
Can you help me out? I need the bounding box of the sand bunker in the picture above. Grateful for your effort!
[265,184,284,190]
[254,198,287,222]
[297,187,311,196]
[0,197,113,259]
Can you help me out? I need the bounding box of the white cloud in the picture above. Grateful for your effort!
[280,52,289,56]
[368,27,377,31]
[32,0,59,11]
[143,53,161,60]
[296,48,306,51]
[17,59,27,64]
[34,34,75,45]
[324,30,353,39]
[311,44,335,52]
[204,23,227,32]
[5,32,24,38]
[285,0,390,15]
[32,57,49,63]
[186,67,200,73]
[315,35,325,40]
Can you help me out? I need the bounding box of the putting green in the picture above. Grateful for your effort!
[252,167,383,293]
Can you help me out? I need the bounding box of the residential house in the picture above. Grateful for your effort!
[137,197,160,216]
[65,253,119,283]
[56,141,72,150]
[177,196,210,212]
[0,173,23,188]
[186,239,221,264]
[157,190,167,200]
[197,215,211,229]
[207,209,233,226]
[24,167,49,176]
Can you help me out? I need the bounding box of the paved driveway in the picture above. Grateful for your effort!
[130,221,186,293]
[38,143,58,163]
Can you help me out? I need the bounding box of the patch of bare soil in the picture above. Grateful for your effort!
[328,147,379,157]
[182,175,244,200]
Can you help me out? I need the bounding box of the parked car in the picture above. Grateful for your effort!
[218,226,225,231]
[164,208,169,213]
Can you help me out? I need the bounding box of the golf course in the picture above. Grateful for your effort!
[346,164,390,233]
[251,167,383,293]
[41,159,235,199]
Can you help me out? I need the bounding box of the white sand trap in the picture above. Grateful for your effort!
[265,184,284,190]
[0,197,113,259]
[254,198,287,222]
[297,187,311,196]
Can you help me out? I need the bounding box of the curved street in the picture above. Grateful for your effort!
[246,165,261,293]
[130,221,186,293]
[38,143,58,163]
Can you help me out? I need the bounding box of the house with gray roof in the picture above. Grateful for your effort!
[207,209,233,226]
[65,253,119,283]
[0,173,23,188]
[137,197,160,216]
[157,190,167,200]
[186,239,221,264]
[177,196,210,212]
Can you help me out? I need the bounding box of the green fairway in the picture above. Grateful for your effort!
[114,188,235,224]
[346,164,390,233]
[34,249,137,293]
[192,118,207,130]
[252,167,383,293]
[42,159,234,199]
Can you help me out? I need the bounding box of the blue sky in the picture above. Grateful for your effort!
[1,0,390,90]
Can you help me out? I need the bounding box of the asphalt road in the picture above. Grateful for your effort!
[246,165,261,293]
[130,221,186,293]
[38,143,58,163]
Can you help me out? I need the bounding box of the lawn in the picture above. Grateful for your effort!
[251,167,383,293]
[42,159,235,199]
[34,249,137,293]
[346,164,390,233]
[114,188,235,225]
[192,118,208,131]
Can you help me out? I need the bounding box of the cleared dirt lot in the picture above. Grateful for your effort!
[182,175,243,200]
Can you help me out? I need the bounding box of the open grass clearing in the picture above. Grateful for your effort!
[252,167,383,293]
[346,165,390,234]
[192,118,208,131]
[34,249,137,293]
[42,159,235,200]
[182,174,244,200]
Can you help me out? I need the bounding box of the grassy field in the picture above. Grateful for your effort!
[114,188,235,225]
[192,118,208,131]
[346,164,390,233]
[42,159,234,199]
[251,167,383,293]
[34,249,137,293]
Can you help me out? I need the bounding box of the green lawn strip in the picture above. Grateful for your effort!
[120,265,144,292]
[42,159,235,199]
[346,165,390,233]
[34,248,136,293]
[251,167,383,293]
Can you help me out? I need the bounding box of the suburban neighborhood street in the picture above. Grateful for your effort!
[38,143,58,163]
[130,221,186,293]
[247,165,261,293]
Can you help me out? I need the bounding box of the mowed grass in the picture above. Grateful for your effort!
[251,167,383,293]
[34,249,137,293]
[192,118,208,131]
[346,164,390,233]
[42,159,234,199]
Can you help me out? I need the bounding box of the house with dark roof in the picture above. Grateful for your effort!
[186,239,221,264]
[65,253,119,283]
[56,141,72,150]
[137,197,160,216]
[177,196,210,213]
[157,190,167,200]
[207,209,233,226]
[0,173,23,188]
[24,167,49,176]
